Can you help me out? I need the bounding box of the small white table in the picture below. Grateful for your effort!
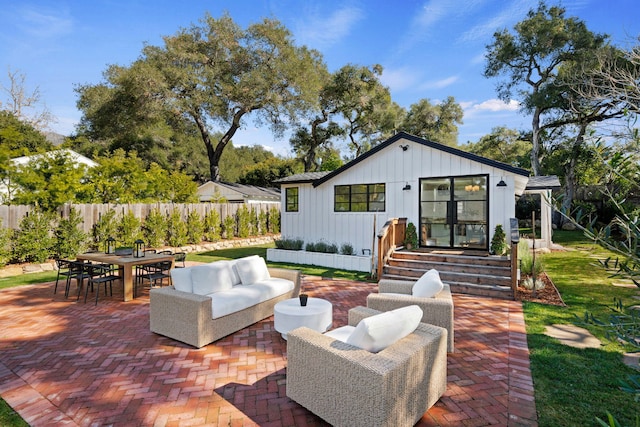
[273,297,333,340]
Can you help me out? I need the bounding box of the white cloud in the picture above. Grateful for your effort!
[470,98,520,112]
[380,67,422,92]
[295,6,364,49]
[17,6,73,39]
[419,75,459,90]
[458,0,538,43]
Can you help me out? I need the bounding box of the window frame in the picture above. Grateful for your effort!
[285,187,299,212]
[334,183,385,212]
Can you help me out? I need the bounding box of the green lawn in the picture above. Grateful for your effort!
[526,230,639,426]
[1,235,638,425]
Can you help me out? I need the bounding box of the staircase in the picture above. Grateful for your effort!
[380,250,515,300]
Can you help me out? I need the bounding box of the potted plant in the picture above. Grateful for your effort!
[404,222,418,250]
[490,224,507,255]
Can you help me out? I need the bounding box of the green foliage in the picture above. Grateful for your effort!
[340,243,354,255]
[203,209,221,242]
[305,242,316,252]
[0,223,12,268]
[143,163,199,203]
[274,238,303,250]
[13,210,54,263]
[257,210,268,236]
[143,209,166,248]
[11,150,92,210]
[92,210,117,250]
[404,222,418,249]
[118,210,142,247]
[0,110,52,157]
[223,214,236,239]
[305,241,338,253]
[518,239,544,277]
[268,206,280,234]
[465,126,531,168]
[237,205,252,238]
[89,149,148,203]
[166,210,188,247]
[54,208,88,258]
[400,96,463,147]
[490,224,507,255]
[185,210,204,244]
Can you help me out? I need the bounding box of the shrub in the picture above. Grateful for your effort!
[118,210,142,248]
[258,210,268,235]
[518,239,544,277]
[305,242,316,252]
[274,238,303,250]
[166,210,188,247]
[491,224,507,255]
[268,206,280,234]
[340,243,354,255]
[404,222,418,249]
[13,210,55,263]
[203,209,221,242]
[237,205,252,238]
[223,214,236,239]
[326,243,338,254]
[54,208,88,258]
[185,210,204,244]
[520,276,545,290]
[143,209,166,248]
[92,210,117,250]
[0,222,12,268]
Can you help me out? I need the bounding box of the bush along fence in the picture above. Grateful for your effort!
[0,203,281,267]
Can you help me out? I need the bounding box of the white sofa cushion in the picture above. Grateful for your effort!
[412,269,444,298]
[191,261,235,295]
[209,278,294,319]
[170,267,193,293]
[235,256,270,285]
[324,325,355,342]
[345,305,423,352]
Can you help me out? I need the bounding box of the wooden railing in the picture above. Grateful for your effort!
[376,217,407,280]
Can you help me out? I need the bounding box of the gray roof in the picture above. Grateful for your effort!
[215,182,280,199]
[525,175,561,190]
[273,171,330,184]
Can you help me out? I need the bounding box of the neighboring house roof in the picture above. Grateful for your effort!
[11,149,98,168]
[273,171,330,184]
[274,132,530,187]
[197,181,280,203]
[525,175,562,190]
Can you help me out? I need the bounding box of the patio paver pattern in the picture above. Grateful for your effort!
[0,275,537,426]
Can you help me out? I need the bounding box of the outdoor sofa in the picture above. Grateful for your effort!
[149,255,300,347]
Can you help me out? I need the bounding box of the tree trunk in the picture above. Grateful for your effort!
[561,124,587,217]
[531,107,542,176]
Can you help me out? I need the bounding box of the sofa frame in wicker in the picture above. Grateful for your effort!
[286,306,447,427]
[367,279,454,352]
[149,267,301,348]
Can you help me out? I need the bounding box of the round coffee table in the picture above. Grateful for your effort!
[273,297,333,340]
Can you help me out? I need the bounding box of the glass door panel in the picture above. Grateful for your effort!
[419,176,488,249]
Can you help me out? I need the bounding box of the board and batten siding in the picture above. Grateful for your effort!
[280,136,519,258]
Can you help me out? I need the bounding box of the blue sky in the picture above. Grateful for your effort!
[1,0,639,157]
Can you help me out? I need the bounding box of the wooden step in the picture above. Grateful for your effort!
[383,265,512,287]
[392,251,511,267]
[387,258,510,277]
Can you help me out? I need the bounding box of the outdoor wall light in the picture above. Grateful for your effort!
[403,183,411,191]
[400,144,409,151]
[497,178,507,187]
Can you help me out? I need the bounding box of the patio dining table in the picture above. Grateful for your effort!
[76,252,174,301]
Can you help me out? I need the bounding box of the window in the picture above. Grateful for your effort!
[285,187,299,212]
[334,183,385,212]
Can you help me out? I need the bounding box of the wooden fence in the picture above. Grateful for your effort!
[0,203,280,233]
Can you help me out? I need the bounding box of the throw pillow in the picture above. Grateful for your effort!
[170,267,193,293]
[412,269,444,298]
[191,261,235,295]
[235,256,270,285]
[346,305,423,352]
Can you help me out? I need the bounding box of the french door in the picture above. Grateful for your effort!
[419,175,488,249]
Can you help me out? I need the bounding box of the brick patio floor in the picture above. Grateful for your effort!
[0,274,537,426]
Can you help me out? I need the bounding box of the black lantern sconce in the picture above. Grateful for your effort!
[105,236,116,255]
[402,182,411,191]
[497,177,507,187]
[133,239,146,258]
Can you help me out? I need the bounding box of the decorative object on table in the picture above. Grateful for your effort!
[133,239,146,258]
[105,236,116,255]
[299,293,308,306]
